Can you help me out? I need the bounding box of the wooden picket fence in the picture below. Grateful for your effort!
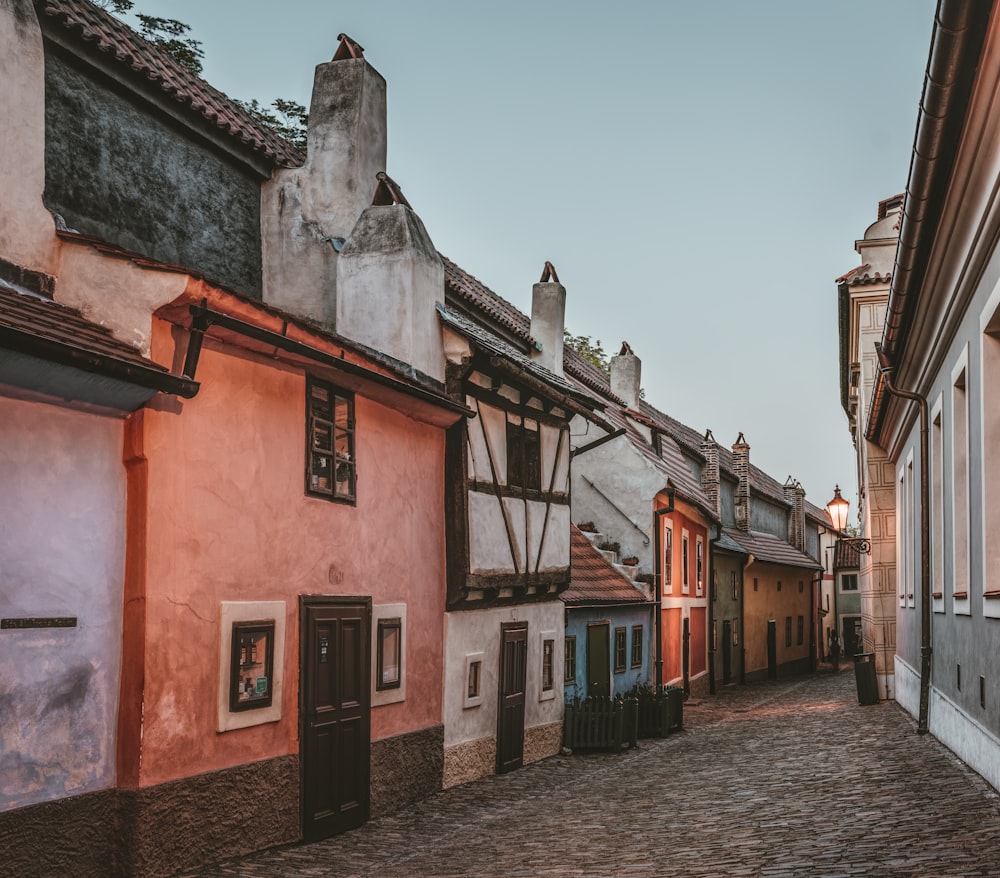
[564,696,638,751]
[635,686,684,738]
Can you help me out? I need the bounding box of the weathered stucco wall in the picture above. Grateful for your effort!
[564,605,653,700]
[134,323,446,785]
[0,396,124,810]
[443,602,564,779]
[743,563,813,679]
[43,51,264,296]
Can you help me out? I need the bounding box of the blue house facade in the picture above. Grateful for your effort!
[563,527,654,700]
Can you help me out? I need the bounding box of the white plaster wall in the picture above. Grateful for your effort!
[0,396,125,809]
[468,493,524,572]
[467,402,507,483]
[55,244,188,356]
[526,500,569,571]
[930,684,1000,793]
[0,0,57,275]
[540,424,568,492]
[443,603,564,749]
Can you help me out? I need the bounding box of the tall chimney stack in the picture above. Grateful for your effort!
[700,429,721,520]
[529,262,565,376]
[732,433,751,532]
[610,342,641,410]
[261,34,388,327]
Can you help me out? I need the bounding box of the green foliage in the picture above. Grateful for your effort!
[563,331,610,374]
[94,0,134,12]
[238,98,309,151]
[136,14,205,76]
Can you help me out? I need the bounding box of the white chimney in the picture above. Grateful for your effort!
[262,34,387,326]
[529,261,565,376]
[610,342,641,410]
[336,174,444,381]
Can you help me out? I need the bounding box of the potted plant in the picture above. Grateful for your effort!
[577,521,596,532]
[622,555,639,566]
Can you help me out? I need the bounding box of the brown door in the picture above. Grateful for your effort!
[586,622,610,698]
[497,622,527,774]
[300,597,371,842]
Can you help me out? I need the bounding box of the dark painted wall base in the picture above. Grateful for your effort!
[1,728,444,877]
[0,756,299,878]
[371,724,444,816]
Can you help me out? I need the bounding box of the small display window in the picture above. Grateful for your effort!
[230,620,275,712]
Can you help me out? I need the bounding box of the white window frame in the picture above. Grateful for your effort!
[372,603,406,706]
[930,393,945,614]
[217,601,286,733]
[696,536,704,596]
[463,651,484,709]
[539,630,556,701]
[980,287,1000,617]
[952,348,971,615]
[681,528,690,595]
[663,520,674,595]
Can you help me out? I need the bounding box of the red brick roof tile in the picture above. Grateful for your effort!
[36,0,304,167]
[563,527,650,604]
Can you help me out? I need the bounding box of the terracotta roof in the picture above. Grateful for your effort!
[36,0,304,168]
[440,255,534,344]
[0,282,169,374]
[721,528,820,571]
[834,539,861,570]
[562,527,650,605]
[437,303,598,409]
[835,263,891,287]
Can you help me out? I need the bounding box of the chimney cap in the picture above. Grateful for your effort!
[333,34,365,61]
[735,432,747,446]
[371,171,412,208]
[618,341,634,356]
[539,261,560,284]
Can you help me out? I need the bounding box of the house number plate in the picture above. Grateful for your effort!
[2,617,78,630]
[319,635,329,663]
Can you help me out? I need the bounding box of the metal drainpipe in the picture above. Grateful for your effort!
[875,343,931,733]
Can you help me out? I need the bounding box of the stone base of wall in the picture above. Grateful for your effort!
[371,724,443,816]
[745,657,813,684]
[120,755,300,878]
[0,756,300,878]
[0,787,119,878]
[689,672,710,699]
[523,721,562,765]
[443,735,496,788]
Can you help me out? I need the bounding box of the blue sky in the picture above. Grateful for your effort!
[123,0,936,512]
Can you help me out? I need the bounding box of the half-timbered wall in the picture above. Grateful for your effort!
[447,369,572,607]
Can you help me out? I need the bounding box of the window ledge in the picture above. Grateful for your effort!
[953,591,969,600]
[932,592,943,600]
[984,590,1000,600]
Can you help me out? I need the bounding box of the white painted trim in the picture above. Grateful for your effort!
[930,393,945,615]
[463,651,484,709]
[539,630,556,701]
[951,344,972,615]
[372,602,406,706]
[979,286,1000,617]
[930,682,1000,794]
[217,601,285,733]
[681,528,690,595]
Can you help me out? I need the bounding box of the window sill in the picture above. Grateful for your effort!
[953,592,969,600]
[932,592,943,600]
[984,591,1000,600]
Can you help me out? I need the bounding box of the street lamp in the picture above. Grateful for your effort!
[825,485,871,554]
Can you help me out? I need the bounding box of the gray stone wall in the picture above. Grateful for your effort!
[44,50,265,297]
[370,724,444,816]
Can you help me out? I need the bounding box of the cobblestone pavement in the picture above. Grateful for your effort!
[180,670,1000,878]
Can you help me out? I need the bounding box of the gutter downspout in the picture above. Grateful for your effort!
[876,342,931,734]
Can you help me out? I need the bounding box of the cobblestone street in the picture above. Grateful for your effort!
[181,670,1000,878]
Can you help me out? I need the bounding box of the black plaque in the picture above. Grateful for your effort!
[1,617,78,629]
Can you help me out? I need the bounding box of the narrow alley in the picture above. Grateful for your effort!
[180,671,1000,878]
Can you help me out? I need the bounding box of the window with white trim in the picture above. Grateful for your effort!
[952,361,970,609]
[931,397,944,608]
[682,529,690,595]
[663,521,673,595]
[696,537,704,596]
[982,297,1000,612]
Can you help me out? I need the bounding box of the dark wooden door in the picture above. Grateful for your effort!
[722,620,732,684]
[586,622,610,698]
[300,597,371,842]
[767,619,777,680]
[497,623,527,774]
[682,616,690,693]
